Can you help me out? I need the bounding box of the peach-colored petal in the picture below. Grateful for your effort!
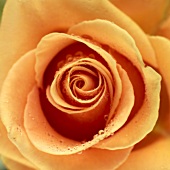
[68,19,148,67]
[90,64,135,144]
[149,36,170,132]
[157,16,170,39]
[0,0,155,91]
[24,86,82,155]
[0,50,36,167]
[117,133,170,170]
[104,64,134,131]
[0,120,36,169]
[5,130,133,170]
[2,156,35,170]
[35,34,75,88]
[94,66,161,150]
[68,19,157,73]
[0,50,36,132]
[157,9,170,39]
[109,0,170,34]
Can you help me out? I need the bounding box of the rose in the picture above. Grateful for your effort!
[0,1,170,170]
[1,1,168,169]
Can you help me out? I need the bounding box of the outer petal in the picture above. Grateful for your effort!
[117,133,170,170]
[0,0,155,90]
[156,6,170,39]
[149,36,170,133]
[0,120,36,169]
[157,16,170,39]
[109,0,170,34]
[0,50,37,169]
[2,157,34,170]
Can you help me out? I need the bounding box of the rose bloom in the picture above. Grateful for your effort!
[0,0,170,170]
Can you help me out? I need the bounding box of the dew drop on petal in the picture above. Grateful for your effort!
[110,132,114,136]
[66,54,73,62]
[104,115,108,121]
[77,151,82,155]
[59,140,63,144]
[98,130,104,135]
[93,134,98,139]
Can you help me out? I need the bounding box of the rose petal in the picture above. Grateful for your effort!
[24,86,84,155]
[157,14,170,39]
[149,36,170,133]
[0,0,155,90]
[0,120,36,169]
[3,130,133,170]
[68,19,144,67]
[68,18,158,75]
[0,50,36,166]
[94,66,161,150]
[104,64,134,131]
[90,64,135,143]
[0,50,36,132]
[1,156,35,170]
[117,133,170,170]
[109,0,169,34]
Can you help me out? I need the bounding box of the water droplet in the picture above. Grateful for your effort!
[88,141,91,145]
[111,123,114,127]
[77,151,82,155]
[110,132,114,136]
[66,54,73,62]
[75,51,83,57]
[81,140,86,144]
[104,115,108,121]
[98,130,104,135]
[82,34,92,40]
[93,134,98,139]
[57,60,65,69]
[59,140,63,143]
[88,54,95,59]
[105,127,109,133]
[73,146,77,150]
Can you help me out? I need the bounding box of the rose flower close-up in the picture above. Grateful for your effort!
[0,0,170,170]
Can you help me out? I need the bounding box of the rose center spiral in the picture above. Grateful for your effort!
[40,42,112,141]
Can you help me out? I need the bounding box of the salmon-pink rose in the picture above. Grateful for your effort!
[0,0,170,170]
